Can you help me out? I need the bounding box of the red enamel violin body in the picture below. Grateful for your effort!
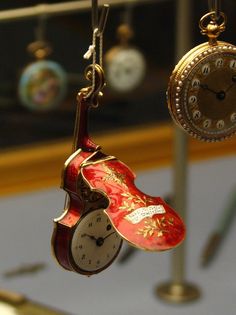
[82,158,185,251]
[52,64,185,275]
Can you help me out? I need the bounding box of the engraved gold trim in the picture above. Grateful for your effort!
[81,154,116,167]
[137,217,174,238]
[102,163,127,187]
[53,193,71,223]
[119,192,153,212]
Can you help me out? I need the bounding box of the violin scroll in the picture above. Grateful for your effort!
[79,64,105,108]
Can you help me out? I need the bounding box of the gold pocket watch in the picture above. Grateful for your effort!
[18,17,67,111]
[167,9,236,142]
[105,23,146,93]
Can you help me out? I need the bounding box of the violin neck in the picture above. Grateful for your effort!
[72,95,99,152]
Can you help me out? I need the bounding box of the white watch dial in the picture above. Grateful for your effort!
[106,47,146,92]
[71,209,122,273]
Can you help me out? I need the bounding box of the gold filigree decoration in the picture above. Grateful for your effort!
[102,164,126,187]
[137,217,174,238]
[119,192,153,212]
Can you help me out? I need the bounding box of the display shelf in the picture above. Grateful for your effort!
[0,0,160,22]
[0,122,236,196]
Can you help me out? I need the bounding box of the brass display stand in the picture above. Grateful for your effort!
[156,0,200,303]
[156,128,200,303]
[0,290,67,315]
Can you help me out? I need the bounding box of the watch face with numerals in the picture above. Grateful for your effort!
[70,209,122,275]
[105,46,146,93]
[168,41,236,141]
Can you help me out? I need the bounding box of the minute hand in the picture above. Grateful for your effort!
[225,75,236,93]
[103,232,116,240]
[199,84,218,94]
[83,233,98,241]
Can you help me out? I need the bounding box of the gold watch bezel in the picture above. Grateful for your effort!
[167,40,236,142]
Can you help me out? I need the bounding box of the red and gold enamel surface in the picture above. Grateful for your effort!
[52,150,95,271]
[82,159,185,251]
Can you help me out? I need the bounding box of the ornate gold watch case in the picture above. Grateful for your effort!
[167,12,236,142]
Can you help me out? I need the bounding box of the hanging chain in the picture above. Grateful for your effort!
[99,32,103,68]
[200,0,226,44]
[123,3,134,27]
[83,27,99,98]
[83,3,109,99]
[208,0,221,21]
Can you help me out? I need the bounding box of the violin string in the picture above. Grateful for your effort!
[91,28,98,96]
[83,3,108,98]
[99,32,103,69]
[83,28,98,98]
[84,26,104,99]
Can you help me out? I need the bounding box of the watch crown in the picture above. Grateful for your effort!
[201,20,225,43]
[199,12,226,45]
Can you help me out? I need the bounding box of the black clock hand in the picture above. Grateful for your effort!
[84,234,104,247]
[94,232,116,247]
[83,233,98,241]
[225,75,236,93]
[103,231,116,241]
[83,231,116,247]
[199,83,218,94]
[225,83,234,93]
[200,83,226,100]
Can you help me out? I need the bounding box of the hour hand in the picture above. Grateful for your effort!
[199,83,217,94]
[82,233,98,241]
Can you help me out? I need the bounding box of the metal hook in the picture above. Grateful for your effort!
[91,0,109,36]
[208,0,221,21]
[98,4,109,36]
[82,1,109,105]
[92,0,98,31]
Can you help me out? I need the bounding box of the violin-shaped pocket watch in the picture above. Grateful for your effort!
[18,18,67,111]
[167,9,236,141]
[105,22,146,93]
[52,65,185,276]
[51,64,123,275]
[52,2,184,276]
